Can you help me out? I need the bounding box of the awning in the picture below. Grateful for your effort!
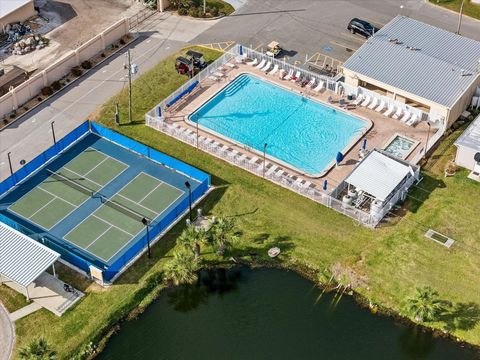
[267,41,279,49]
[344,150,412,202]
[0,222,59,288]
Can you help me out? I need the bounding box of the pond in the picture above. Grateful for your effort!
[97,268,478,360]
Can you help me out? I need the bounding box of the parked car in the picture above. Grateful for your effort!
[347,18,380,38]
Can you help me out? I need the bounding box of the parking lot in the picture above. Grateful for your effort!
[193,0,480,65]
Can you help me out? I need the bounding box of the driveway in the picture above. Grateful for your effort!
[193,0,480,62]
[0,303,14,360]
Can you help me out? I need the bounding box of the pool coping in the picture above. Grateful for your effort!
[185,72,373,178]
[382,133,420,160]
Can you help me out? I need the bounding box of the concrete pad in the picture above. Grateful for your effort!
[3,272,84,317]
[9,302,42,322]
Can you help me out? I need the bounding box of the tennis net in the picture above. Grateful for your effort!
[46,169,97,197]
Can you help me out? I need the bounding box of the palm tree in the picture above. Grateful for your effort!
[177,225,208,260]
[19,336,57,360]
[404,286,446,322]
[209,217,238,256]
[163,250,199,286]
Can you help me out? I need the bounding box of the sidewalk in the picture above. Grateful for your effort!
[0,303,14,360]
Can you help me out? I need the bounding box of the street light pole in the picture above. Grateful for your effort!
[263,143,267,178]
[51,121,56,144]
[456,0,465,35]
[7,152,13,176]
[141,217,151,258]
[185,181,192,222]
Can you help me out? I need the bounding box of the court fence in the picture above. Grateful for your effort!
[0,121,211,283]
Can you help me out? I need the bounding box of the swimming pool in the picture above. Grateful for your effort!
[189,73,370,176]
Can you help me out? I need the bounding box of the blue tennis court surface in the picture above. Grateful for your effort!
[0,122,210,283]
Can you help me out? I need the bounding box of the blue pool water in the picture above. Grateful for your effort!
[190,74,369,175]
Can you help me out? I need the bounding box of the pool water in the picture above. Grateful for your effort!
[189,74,369,176]
[384,135,416,159]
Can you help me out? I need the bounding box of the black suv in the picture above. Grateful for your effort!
[347,18,379,38]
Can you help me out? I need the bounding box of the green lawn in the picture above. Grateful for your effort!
[207,0,235,15]
[2,46,480,358]
[429,0,480,19]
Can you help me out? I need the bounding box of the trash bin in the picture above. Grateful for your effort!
[347,94,354,101]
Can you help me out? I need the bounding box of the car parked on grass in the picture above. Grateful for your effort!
[347,18,379,38]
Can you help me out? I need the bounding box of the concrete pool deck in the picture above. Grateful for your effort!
[164,62,435,189]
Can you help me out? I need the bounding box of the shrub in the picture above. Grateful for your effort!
[71,66,83,77]
[210,7,219,17]
[81,60,92,70]
[188,7,199,17]
[51,80,61,91]
[41,86,53,96]
[37,97,42,102]
[3,118,8,125]
[23,106,28,111]
[119,38,125,45]
[9,112,16,119]
[178,7,187,15]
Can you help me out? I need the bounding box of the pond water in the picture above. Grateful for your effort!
[98,268,478,360]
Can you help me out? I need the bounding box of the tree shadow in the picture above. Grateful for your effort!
[399,325,434,359]
[440,302,480,332]
[166,268,243,313]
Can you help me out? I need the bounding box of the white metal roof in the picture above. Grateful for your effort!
[343,16,480,108]
[344,150,412,202]
[455,114,480,151]
[0,0,32,18]
[0,222,59,288]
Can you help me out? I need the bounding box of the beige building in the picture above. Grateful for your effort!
[343,16,480,132]
[0,0,35,31]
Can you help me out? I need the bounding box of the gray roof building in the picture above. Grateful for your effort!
[343,16,480,109]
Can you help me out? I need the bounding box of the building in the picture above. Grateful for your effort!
[454,114,480,180]
[343,16,480,132]
[0,0,35,31]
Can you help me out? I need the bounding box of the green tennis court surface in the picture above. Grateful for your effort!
[9,148,127,230]
[64,173,184,261]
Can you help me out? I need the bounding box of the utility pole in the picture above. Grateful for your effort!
[127,49,132,123]
[456,0,465,35]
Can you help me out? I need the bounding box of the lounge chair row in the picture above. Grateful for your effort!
[353,94,420,126]
[246,58,326,93]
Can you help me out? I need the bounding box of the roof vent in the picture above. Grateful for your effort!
[406,46,420,51]
[388,38,403,45]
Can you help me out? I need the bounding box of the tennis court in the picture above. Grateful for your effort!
[8,146,184,263]
[9,148,128,230]
[64,173,183,261]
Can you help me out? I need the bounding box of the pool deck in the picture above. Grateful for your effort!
[163,62,435,189]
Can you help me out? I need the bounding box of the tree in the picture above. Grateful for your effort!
[404,287,446,322]
[163,250,199,286]
[19,337,57,360]
[209,217,238,256]
[177,225,208,260]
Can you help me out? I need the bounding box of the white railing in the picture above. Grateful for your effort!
[145,117,377,227]
[410,126,444,164]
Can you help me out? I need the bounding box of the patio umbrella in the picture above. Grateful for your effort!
[323,180,328,191]
[336,151,344,165]
[362,138,367,150]
[156,106,162,118]
[239,45,243,56]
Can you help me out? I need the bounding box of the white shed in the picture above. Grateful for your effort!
[454,114,480,179]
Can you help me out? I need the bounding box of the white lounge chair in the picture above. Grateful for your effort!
[291,71,301,82]
[226,63,236,69]
[266,164,278,176]
[353,94,364,105]
[269,64,279,75]
[213,71,226,77]
[305,78,315,88]
[255,59,266,69]
[360,95,371,107]
[383,105,395,117]
[392,108,403,119]
[375,100,386,112]
[284,69,294,81]
[368,98,379,110]
[406,114,419,126]
[400,111,411,123]
[208,75,219,81]
[249,156,259,164]
[313,80,324,93]
[261,61,272,71]
[278,69,287,79]
[246,58,258,66]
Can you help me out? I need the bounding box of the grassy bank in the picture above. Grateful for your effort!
[429,0,480,19]
[2,46,480,358]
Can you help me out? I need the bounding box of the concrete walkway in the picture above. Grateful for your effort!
[0,303,14,360]
[3,272,83,317]
[9,303,42,322]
